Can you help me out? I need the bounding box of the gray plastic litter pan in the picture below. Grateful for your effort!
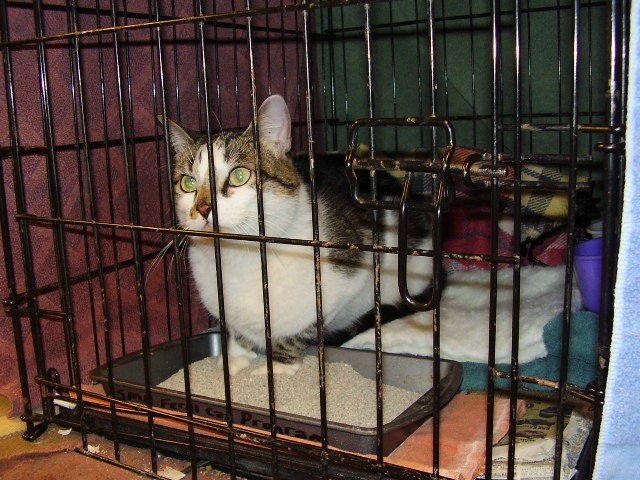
[90,330,462,455]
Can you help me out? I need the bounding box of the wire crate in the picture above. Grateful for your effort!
[0,1,628,479]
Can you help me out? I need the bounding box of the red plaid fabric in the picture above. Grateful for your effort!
[442,149,568,273]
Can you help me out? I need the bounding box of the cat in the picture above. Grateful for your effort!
[162,95,433,375]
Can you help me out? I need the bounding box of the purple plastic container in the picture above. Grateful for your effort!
[575,237,603,256]
[574,238,603,313]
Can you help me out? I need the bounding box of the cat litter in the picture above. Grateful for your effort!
[159,354,421,428]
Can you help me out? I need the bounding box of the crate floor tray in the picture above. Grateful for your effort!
[90,331,462,455]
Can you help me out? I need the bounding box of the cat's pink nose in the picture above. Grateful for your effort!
[197,204,211,219]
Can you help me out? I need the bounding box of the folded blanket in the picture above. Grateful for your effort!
[343,266,597,391]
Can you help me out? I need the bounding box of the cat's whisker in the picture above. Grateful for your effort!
[229,216,299,270]
[144,239,178,289]
[179,236,190,261]
[246,214,294,238]
[207,108,225,135]
[164,234,191,278]
[228,221,263,255]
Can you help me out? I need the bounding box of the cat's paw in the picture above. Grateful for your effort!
[218,353,254,376]
[250,360,302,376]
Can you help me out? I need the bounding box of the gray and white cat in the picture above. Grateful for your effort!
[163,95,432,375]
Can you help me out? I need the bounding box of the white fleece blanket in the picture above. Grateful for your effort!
[344,265,581,364]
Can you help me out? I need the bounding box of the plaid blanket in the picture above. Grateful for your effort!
[439,148,584,273]
[351,145,587,272]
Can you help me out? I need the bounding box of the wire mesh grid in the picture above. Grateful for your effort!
[0,1,627,479]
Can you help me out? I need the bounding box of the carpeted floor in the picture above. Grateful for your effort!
[0,396,233,480]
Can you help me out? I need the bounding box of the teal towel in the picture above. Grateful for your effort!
[461,310,598,391]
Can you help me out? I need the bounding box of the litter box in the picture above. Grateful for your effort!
[90,330,462,455]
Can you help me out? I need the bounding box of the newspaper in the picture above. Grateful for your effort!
[477,400,593,480]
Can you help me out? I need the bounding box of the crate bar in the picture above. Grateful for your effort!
[180,1,204,475]
[439,1,450,120]
[387,1,400,152]
[32,0,80,397]
[339,4,350,151]
[555,0,564,156]
[325,2,592,36]
[292,7,306,149]
[15,213,522,272]
[500,122,622,132]
[287,2,301,108]
[415,0,427,148]
[484,0,501,478]
[318,7,336,151]
[42,367,457,479]
[67,0,121,457]
[360,3,386,470]
[497,152,594,164]
[552,1,582,478]
[14,213,430,252]
[6,113,626,160]
[301,4,331,478]
[191,0,216,478]
[33,0,87,441]
[174,0,191,338]
[0,0,394,49]
[9,249,170,308]
[231,1,242,126]
[324,112,614,127]
[64,3,101,374]
[467,0,480,146]
[210,1,225,137]
[475,179,591,192]
[198,2,242,477]
[245,3,280,477]
[425,1,442,477]
[109,0,160,472]
[92,2,130,361]
[153,2,199,477]
[0,0,49,442]
[109,0,148,461]
[3,0,213,29]
[263,2,274,96]
[152,1,178,343]
[506,2,524,479]
[127,0,169,462]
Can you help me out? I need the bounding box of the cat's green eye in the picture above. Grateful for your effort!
[229,167,251,187]
[180,175,197,193]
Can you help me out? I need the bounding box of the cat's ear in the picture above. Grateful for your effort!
[247,95,292,157]
[158,116,197,155]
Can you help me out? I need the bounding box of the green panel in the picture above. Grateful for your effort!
[314,0,609,159]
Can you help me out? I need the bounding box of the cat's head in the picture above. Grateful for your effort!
[161,95,300,234]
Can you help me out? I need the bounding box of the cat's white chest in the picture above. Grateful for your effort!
[189,234,324,344]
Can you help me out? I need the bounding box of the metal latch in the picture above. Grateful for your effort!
[344,116,457,311]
